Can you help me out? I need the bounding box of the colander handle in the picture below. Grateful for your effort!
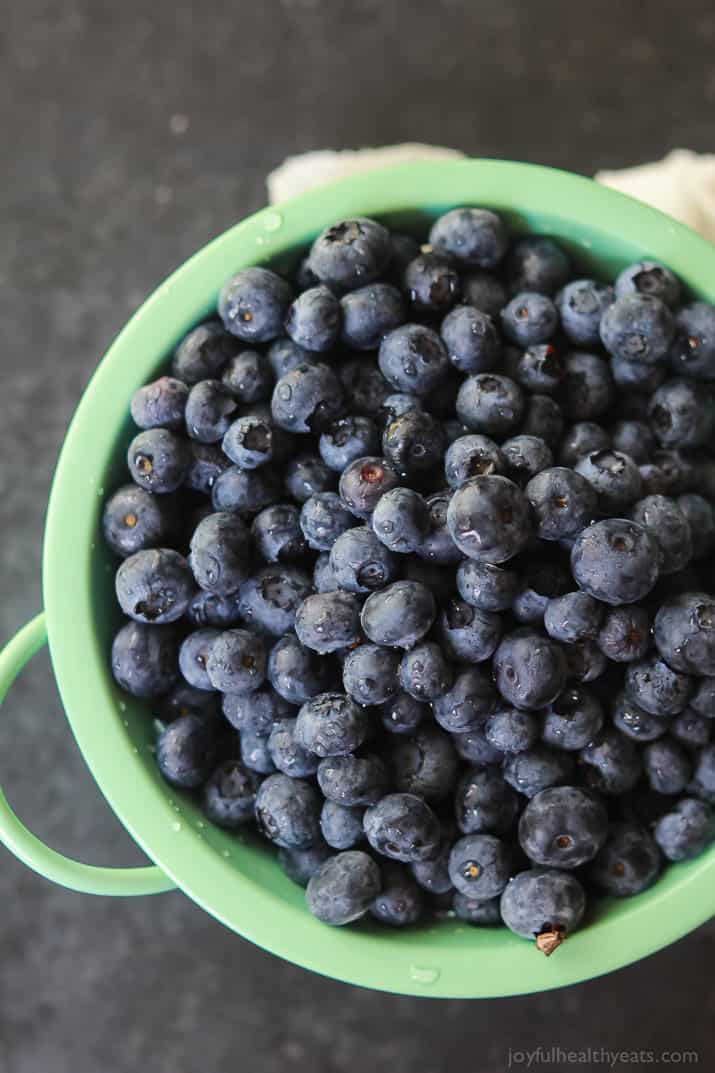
[0,614,176,896]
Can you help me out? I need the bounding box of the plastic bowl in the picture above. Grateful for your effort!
[1,159,714,999]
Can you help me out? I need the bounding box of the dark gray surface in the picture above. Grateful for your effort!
[1,1,714,1070]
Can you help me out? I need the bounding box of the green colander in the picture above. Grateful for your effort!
[1,160,714,999]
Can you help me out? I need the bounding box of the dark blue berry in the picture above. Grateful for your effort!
[616,260,681,308]
[542,688,604,750]
[611,356,667,392]
[455,767,519,834]
[677,494,715,559]
[669,302,715,380]
[267,633,333,705]
[558,421,611,467]
[390,725,459,800]
[111,620,178,698]
[507,236,571,296]
[342,643,400,706]
[131,376,189,430]
[203,760,260,828]
[308,217,391,290]
[222,686,293,736]
[571,519,659,606]
[285,453,336,503]
[127,428,192,494]
[518,785,607,869]
[447,475,531,563]
[557,351,613,421]
[649,377,715,448]
[371,487,430,554]
[340,282,406,350]
[320,800,365,850]
[610,419,656,464]
[556,279,614,346]
[404,252,460,314]
[363,792,441,862]
[279,841,333,887]
[211,465,281,516]
[378,323,450,396]
[625,655,693,716]
[456,374,525,438]
[399,641,453,701]
[440,305,501,374]
[172,321,238,383]
[577,728,641,795]
[337,357,392,416]
[239,565,313,636]
[382,410,445,477]
[448,834,512,898]
[378,692,429,736]
[185,442,231,494]
[370,862,424,926]
[317,753,389,806]
[156,713,219,789]
[612,692,669,742]
[299,492,355,551]
[452,726,504,766]
[271,362,344,434]
[544,591,604,644]
[453,893,502,925]
[221,349,274,405]
[102,485,174,558]
[416,490,462,566]
[445,435,506,488]
[671,709,711,748]
[360,580,435,649]
[189,511,251,595]
[268,717,320,778]
[520,393,564,447]
[240,728,276,775]
[433,667,496,732]
[485,707,540,753]
[456,559,519,611]
[503,745,574,798]
[295,590,363,653]
[254,773,321,848]
[501,435,553,487]
[319,416,380,472]
[205,628,266,694]
[266,336,313,378]
[251,503,307,563]
[438,599,501,664]
[643,737,692,795]
[219,267,293,343]
[690,745,715,804]
[630,494,692,575]
[461,270,508,318]
[429,208,508,268]
[500,867,585,949]
[306,850,381,925]
[501,292,558,347]
[493,628,567,710]
[222,414,276,469]
[285,285,341,352]
[158,681,219,722]
[587,822,661,896]
[338,456,400,519]
[513,344,565,395]
[178,628,220,691]
[116,548,194,624]
[654,797,714,861]
[600,293,674,364]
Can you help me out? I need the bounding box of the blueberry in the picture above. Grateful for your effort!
[520,785,608,870]
[501,292,558,347]
[363,793,441,863]
[485,707,540,753]
[615,260,681,308]
[240,729,276,775]
[360,580,435,649]
[158,681,220,723]
[557,351,614,421]
[669,302,715,380]
[455,767,519,835]
[448,834,512,898]
[493,628,567,710]
[520,393,564,448]
[611,356,667,392]
[205,628,266,694]
[601,293,675,367]
[219,266,293,343]
[382,410,445,477]
[399,641,453,701]
[320,800,365,850]
[690,744,715,804]
[544,592,604,644]
[438,599,501,665]
[115,548,193,624]
[402,558,457,603]
[378,323,450,396]
[339,282,405,350]
[558,421,611,467]
[266,336,313,378]
[370,862,424,926]
[643,737,692,795]
[189,511,251,595]
[456,374,525,438]
[307,217,391,290]
[445,435,506,488]
[251,503,307,563]
[610,419,657,464]
[570,519,660,606]
[371,487,430,554]
[625,655,693,716]
[612,692,669,742]
[299,492,355,552]
[498,433,547,489]
[440,305,501,374]
[284,285,341,352]
[453,893,502,925]
[267,634,332,705]
[390,725,459,800]
[404,252,460,314]
[293,692,369,759]
[542,688,604,750]
[433,667,496,732]
[317,753,389,806]
[514,344,565,395]
[415,490,462,566]
[588,822,661,896]
[677,494,715,559]
[203,760,260,828]
[102,484,174,558]
[185,442,231,494]
[629,494,692,575]
[512,556,571,625]
[563,641,609,684]
[221,349,274,405]
[387,232,421,275]
[295,591,363,653]
[461,270,508,318]
[337,357,392,416]
[211,465,281,516]
[156,713,220,789]
[689,678,715,719]
[222,414,277,469]
[111,620,178,698]
[279,841,333,887]
[131,376,189,431]
[268,717,320,778]
[338,456,400,520]
[456,559,519,612]
[429,208,508,268]
[178,628,220,691]
[285,453,336,503]
[271,362,344,434]
[378,692,429,736]
[172,321,238,384]
[654,797,714,861]
[649,377,715,449]
[452,726,504,766]
[187,590,242,628]
[342,643,400,706]
[556,279,614,346]
[671,709,711,749]
[500,867,586,952]
[319,416,380,472]
[306,850,381,926]
[577,728,641,794]
[127,428,192,494]
[222,686,293,735]
[254,773,321,848]
[447,475,530,563]
[239,565,313,636]
[506,235,571,296]
[503,745,574,798]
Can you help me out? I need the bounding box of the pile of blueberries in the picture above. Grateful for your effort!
[104,206,715,953]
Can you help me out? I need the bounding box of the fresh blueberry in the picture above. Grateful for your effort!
[267,633,332,705]
[221,685,293,736]
[205,628,266,694]
[677,494,715,559]
[629,494,692,575]
[689,677,715,719]
[456,559,519,612]
[172,321,238,384]
[415,490,462,566]
[189,511,251,595]
[519,785,607,868]
[610,419,656,464]
[456,374,525,439]
[453,893,502,925]
[485,707,540,753]
[643,737,692,795]
[266,336,313,378]
[382,410,445,477]
[461,270,508,318]
[285,285,341,352]
[239,565,313,636]
[378,323,450,396]
[577,728,641,795]
[542,688,604,750]
[320,800,365,850]
[156,713,220,789]
[520,393,565,448]
[111,620,178,698]
[587,822,661,896]
[116,548,193,624]
[254,772,321,848]
[187,590,242,628]
[127,428,192,494]
[295,590,363,653]
[211,465,281,516]
[513,344,565,395]
[671,709,711,749]
[158,681,220,723]
[500,867,586,952]
[544,591,604,644]
[556,279,614,346]
[503,745,574,798]
[438,599,501,665]
[271,362,344,434]
[570,519,660,606]
[339,282,406,350]
[612,692,669,743]
[299,492,355,552]
[378,392,422,429]
[319,415,380,472]
[557,421,611,467]
[378,692,429,736]
[371,487,430,554]
[455,767,519,835]
[294,691,370,758]
[445,435,506,488]
[102,484,174,558]
[338,456,400,520]
[557,351,614,421]
[649,377,715,449]
[240,728,276,775]
[178,628,220,691]
[615,260,681,308]
[363,793,441,863]
[610,356,667,392]
[342,643,400,706]
[337,356,392,416]
[285,453,336,503]
[202,759,260,828]
[690,745,715,804]
[440,305,501,374]
[221,349,274,405]
[452,726,504,766]
[447,475,531,564]
[222,414,277,469]
[399,641,453,702]
[307,217,391,290]
[563,641,609,685]
[390,725,459,800]
[360,580,435,649]
[131,376,189,431]
[370,862,424,926]
[404,252,460,314]
[512,557,572,625]
[429,208,509,268]
[219,267,293,343]
[669,302,715,380]
[279,841,333,887]
[506,235,571,296]
[600,293,674,364]
[654,797,714,861]
[432,667,496,732]
[493,628,567,710]
[251,503,307,563]
[625,655,693,716]
[317,753,389,806]
[185,442,231,494]
[501,292,558,348]
[268,717,320,778]
[306,850,381,926]
[403,557,457,602]
[501,435,554,488]
[448,834,512,898]
[387,232,421,276]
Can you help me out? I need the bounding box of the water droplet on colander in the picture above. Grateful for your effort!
[222,849,231,858]
[171,821,182,832]
[119,701,127,712]
[264,211,283,232]
[197,820,205,829]
[255,235,266,246]
[409,965,441,985]
[123,719,129,727]
[132,747,138,755]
